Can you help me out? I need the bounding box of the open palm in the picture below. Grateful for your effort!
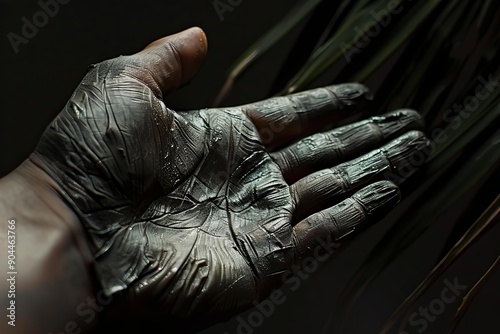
[31,28,430,330]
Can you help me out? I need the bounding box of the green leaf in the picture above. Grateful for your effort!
[333,120,500,332]
[446,254,500,334]
[283,0,443,93]
[214,0,324,106]
[381,194,500,333]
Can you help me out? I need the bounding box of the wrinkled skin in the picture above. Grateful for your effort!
[29,28,430,331]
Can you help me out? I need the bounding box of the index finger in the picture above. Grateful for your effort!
[242,83,373,149]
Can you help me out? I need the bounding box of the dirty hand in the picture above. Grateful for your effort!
[31,27,430,330]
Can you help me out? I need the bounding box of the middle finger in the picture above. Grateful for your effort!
[271,109,424,183]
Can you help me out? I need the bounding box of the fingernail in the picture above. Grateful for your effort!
[371,109,425,139]
[383,131,432,182]
[353,181,401,215]
[328,83,373,111]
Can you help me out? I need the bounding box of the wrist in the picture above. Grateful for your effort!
[8,159,82,232]
[0,159,99,333]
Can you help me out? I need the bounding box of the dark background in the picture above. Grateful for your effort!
[1,1,499,333]
[0,0,307,177]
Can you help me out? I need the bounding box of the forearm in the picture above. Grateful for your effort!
[0,160,99,333]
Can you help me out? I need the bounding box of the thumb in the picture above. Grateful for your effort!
[133,27,208,96]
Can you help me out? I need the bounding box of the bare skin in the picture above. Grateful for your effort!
[0,27,430,333]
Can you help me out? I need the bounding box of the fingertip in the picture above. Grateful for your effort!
[135,27,209,95]
[398,130,432,155]
[168,26,208,84]
[352,181,401,216]
[372,108,425,140]
[386,108,424,129]
[190,26,208,54]
[143,26,208,54]
[393,108,422,123]
[326,83,373,111]
[179,26,209,64]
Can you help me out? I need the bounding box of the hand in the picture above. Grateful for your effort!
[31,27,430,330]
